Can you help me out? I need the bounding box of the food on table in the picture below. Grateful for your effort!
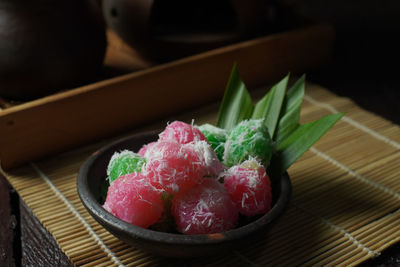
[101,68,342,234]
[223,119,273,167]
[172,179,238,235]
[197,123,227,162]
[103,172,163,228]
[223,158,272,216]
[107,150,146,183]
[103,120,272,233]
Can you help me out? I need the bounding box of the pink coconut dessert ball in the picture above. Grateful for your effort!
[159,121,208,144]
[103,172,163,228]
[137,141,157,157]
[143,140,206,194]
[223,158,272,216]
[172,179,238,235]
[184,140,226,177]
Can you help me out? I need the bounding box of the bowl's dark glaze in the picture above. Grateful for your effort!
[77,131,291,258]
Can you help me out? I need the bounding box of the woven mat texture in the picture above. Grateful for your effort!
[4,83,400,266]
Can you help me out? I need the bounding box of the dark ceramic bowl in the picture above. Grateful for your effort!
[77,131,291,258]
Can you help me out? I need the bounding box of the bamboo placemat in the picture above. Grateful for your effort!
[3,82,400,266]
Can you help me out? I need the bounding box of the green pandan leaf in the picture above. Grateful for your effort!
[275,75,305,144]
[252,74,289,138]
[217,64,343,176]
[270,113,344,176]
[217,63,254,130]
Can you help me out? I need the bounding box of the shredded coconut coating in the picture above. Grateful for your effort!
[224,119,273,167]
[103,172,163,228]
[223,158,272,216]
[143,140,207,194]
[197,123,227,161]
[172,179,238,234]
[184,140,226,177]
[197,124,227,140]
[107,150,146,183]
[138,141,157,157]
[159,121,207,144]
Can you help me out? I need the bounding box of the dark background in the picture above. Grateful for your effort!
[285,0,400,125]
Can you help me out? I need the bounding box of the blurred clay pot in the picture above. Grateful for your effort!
[102,0,271,61]
[0,0,107,100]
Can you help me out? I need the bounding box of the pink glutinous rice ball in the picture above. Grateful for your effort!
[137,141,156,157]
[103,172,163,228]
[184,140,226,177]
[222,158,272,217]
[143,140,224,194]
[159,121,208,144]
[172,178,238,235]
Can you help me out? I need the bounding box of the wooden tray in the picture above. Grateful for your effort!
[0,23,334,170]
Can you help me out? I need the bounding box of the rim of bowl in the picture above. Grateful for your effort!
[77,131,292,246]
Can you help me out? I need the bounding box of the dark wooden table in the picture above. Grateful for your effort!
[1,27,399,266]
[0,176,72,266]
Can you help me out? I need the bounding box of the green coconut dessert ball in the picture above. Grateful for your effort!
[107,150,146,183]
[223,119,273,167]
[197,123,227,161]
